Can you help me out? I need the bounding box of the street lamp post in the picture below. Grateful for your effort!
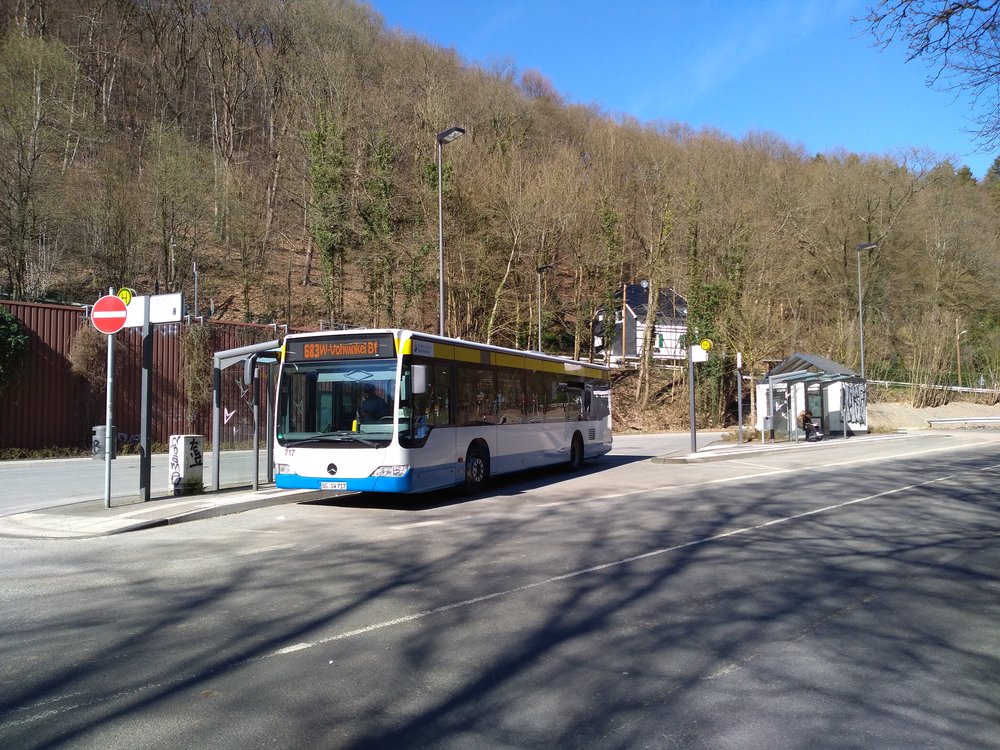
[536,264,553,351]
[956,319,967,389]
[436,126,465,336]
[855,242,878,379]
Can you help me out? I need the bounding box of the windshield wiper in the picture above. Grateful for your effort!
[282,435,381,448]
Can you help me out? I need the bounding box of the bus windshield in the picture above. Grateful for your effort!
[276,359,397,446]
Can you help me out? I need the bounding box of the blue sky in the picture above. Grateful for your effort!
[365,0,995,179]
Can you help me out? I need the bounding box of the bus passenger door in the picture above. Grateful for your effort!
[406,361,458,491]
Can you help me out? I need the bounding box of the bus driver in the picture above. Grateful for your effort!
[360,384,389,422]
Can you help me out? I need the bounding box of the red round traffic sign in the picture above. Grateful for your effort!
[91,294,129,334]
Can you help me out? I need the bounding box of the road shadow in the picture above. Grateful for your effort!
[6,446,998,748]
[299,451,651,511]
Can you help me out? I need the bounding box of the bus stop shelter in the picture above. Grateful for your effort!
[757,353,868,441]
[211,339,282,491]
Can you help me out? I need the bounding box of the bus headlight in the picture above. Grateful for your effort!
[275,463,293,475]
[370,465,409,478]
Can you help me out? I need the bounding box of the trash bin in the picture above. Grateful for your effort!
[169,434,204,495]
[92,425,116,460]
[761,415,774,443]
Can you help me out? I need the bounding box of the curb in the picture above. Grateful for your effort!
[0,488,327,539]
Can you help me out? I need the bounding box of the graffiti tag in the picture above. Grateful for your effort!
[843,382,867,425]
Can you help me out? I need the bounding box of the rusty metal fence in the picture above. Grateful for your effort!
[1,300,281,451]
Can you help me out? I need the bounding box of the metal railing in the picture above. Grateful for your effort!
[869,379,1000,397]
[926,417,1000,427]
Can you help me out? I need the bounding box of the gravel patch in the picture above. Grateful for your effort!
[868,400,1000,430]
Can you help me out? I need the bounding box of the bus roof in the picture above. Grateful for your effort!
[282,328,611,376]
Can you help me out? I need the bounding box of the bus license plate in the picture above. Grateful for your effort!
[321,481,347,490]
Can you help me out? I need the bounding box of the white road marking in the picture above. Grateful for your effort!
[390,520,446,530]
[234,544,295,556]
[729,460,785,470]
[275,643,312,655]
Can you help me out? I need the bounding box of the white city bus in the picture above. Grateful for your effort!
[273,329,612,494]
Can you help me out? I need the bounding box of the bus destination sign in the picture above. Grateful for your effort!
[285,334,395,362]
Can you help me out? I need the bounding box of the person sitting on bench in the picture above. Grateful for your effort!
[800,409,816,441]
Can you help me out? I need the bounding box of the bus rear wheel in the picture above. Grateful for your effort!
[463,443,489,494]
[568,433,584,471]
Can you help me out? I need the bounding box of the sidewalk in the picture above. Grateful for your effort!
[0,486,323,539]
[653,431,928,464]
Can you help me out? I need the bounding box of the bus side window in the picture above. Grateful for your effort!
[457,364,494,425]
[431,364,452,426]
[525,371,544,423]
[591,386,611,421]
[496,368,523,425]
[544,373,566,423]
[563,381,585,421]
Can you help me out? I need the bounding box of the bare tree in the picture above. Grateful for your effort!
[0,34,73,299]
[148,125,210,292]
[86,164,148,292]
[865,0,1000,148]
[201,0,254,247]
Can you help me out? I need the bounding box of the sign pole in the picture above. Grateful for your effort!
[139,296,152,502]
[737,351,744,446]
[688,345,697,454]
[91,292,129,509]
[104,330,114,509]
[687,338,713,454]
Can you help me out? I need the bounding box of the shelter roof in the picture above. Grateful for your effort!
[214,339,282,370]
[762,352,860,384]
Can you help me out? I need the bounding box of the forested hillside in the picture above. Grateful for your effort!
[3,0,1000,407]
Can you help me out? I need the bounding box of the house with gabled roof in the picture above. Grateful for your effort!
[592,282,688,365]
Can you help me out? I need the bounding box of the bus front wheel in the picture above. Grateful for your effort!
[464,443,489,494]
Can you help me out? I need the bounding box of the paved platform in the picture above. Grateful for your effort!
[0,487,324,539]
[652,431,925,463]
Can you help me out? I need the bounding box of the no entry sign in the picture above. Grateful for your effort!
[91,294,128,334]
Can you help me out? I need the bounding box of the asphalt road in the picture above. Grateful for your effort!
[1,432,998,749]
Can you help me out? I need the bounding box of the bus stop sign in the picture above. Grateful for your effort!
[91,294,128,334]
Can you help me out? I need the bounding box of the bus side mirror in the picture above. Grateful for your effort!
[243,354,259,387]
[243,354,260,404]
[412,365,428,395]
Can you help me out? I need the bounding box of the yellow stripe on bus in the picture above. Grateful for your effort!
[533,359,567,375]
[406,337,607,380]
[492,352,525,369]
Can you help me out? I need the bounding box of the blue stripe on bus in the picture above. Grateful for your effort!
[275,472,414,493]
[273,442,609,495]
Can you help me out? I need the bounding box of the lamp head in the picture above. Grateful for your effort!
[436,126,465,144]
